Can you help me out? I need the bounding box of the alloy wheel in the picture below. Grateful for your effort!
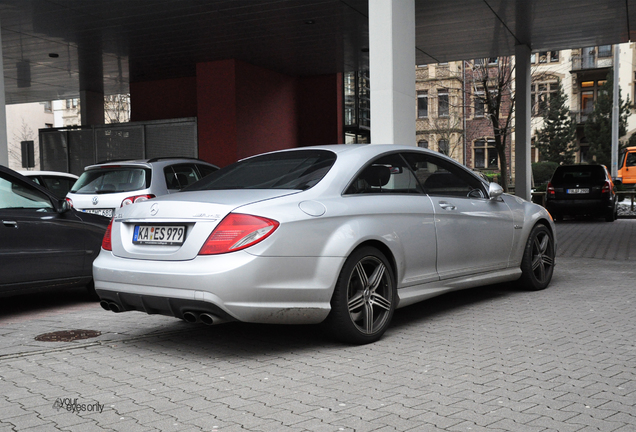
[346,256,393,335]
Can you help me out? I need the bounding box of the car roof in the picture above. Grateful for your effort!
[84,158,217,171]
[238,144,447,160]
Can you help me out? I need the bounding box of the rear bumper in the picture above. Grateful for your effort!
[93,250,344,324]
[546,199,613,216]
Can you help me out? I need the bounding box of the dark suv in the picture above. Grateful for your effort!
[545,164,618,222]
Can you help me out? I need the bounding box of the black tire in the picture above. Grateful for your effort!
[85,280,99,301]
[325,246,396,344]
[519,224,555,291]
[605,205,617,222]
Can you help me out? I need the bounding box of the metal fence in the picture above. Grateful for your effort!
[38,118,197,176]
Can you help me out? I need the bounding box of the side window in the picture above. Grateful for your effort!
[0,175,54,211]
[627,152,636,168]
[345,153,423,195]
[166,164,201,190]
[402,153,485,199]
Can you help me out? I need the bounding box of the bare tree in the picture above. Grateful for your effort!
[104,94,131,124]
[9,118,36,169]
[468,57,515,192]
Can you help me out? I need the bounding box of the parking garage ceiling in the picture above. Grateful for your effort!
[0,0,634,104]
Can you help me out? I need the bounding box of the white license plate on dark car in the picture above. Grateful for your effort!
[567,188,589,194]
[133,225,185,245]
[84,208,114,217]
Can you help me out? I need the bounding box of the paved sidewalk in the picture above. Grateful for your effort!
[0,220,635,431]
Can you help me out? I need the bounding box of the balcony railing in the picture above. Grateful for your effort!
[570,108,594,124]
[571,54,613,71]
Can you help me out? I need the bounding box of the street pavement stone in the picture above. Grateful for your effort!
[1,219,636,431]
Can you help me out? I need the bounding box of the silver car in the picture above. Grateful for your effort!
[66,158,218,218]
[94,145,556,344]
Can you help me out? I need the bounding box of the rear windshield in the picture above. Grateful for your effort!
[552,166,605,184]
[70,167,151,194]
[38,175,77,198]
[185,150,336,191]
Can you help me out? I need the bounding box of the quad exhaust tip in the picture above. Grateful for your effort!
[99,300,121,313]
[182,311,198,323]
[182,311,221,325]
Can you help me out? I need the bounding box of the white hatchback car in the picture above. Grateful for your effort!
[66,158,218,218]
[18,170,78,199]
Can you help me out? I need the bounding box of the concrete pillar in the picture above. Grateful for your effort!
[0,18,8,166]
[369,0,416,145]
[78,36,105,126]
[515,44,532,201]
[80,90,105,126]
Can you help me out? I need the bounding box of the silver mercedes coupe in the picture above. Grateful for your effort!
[94,144,556,344]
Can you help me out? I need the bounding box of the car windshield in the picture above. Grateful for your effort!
[185,150,337,191]
[70,167,150,194]
[552,166,605,185]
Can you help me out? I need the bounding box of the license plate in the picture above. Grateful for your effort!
[83,208,114,217]
[567,188,589,194]
[133,225,185,245]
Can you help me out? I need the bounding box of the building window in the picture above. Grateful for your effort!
[531,80,558,116]
[539,52,548,63]
[45,123,53,128]
[43,101,52,113]
[598,45,612,58]
[531,53,536,63]
[438,90,449,117]
[418,140,429,149]
[438,139,449,155]
[474,139,498,169]
[474,88,485,117]
[550,51,559,62]
[417,91,428,118]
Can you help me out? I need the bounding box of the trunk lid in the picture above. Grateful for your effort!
[110,189,298,260]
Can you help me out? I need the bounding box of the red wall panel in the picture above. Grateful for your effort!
[196,60,238,167]
[129,77,197,122]
[235,61,298,160]
[298,74,343,146]
[131,60,343,168]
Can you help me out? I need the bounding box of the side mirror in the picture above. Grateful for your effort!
[488,182,504,200]
[56,199,70,213]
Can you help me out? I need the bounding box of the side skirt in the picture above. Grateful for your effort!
[396,268,522,309]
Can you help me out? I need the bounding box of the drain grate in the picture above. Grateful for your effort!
[35,330,102,342]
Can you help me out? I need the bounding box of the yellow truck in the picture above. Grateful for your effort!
[617,147,636,187]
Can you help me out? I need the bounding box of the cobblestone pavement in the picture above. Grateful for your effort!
[1,220,635,431]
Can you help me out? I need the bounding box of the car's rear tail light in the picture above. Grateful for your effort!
[547,182,555,197]
[121,194,155,207]
[102,219,113,251]
[65,197,73,208]
[198,213,279,255]
[602,181,611,194]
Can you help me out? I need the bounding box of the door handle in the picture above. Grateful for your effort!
[2,220,18,228]
[438,201,456,211]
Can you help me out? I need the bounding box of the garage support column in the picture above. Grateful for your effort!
[369,0,416,145]
[0,18,8,166]
[78,35,105,126]
[515,44,532,201]
[80,90,105,126]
